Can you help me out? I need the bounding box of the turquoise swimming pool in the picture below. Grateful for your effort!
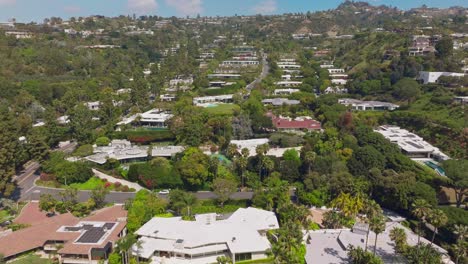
[424,161,446,176]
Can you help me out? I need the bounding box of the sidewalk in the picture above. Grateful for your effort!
[92,169,146,192]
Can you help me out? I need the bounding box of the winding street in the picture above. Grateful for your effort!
[246,51,269,92]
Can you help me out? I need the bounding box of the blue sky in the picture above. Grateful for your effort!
[0,0,466,22]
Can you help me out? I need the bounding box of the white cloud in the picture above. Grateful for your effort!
[165,0,203,16]
[128,0,158,14]
[0,0,16,7]
[252,0,277,14]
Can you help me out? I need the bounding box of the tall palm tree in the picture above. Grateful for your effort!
[263,157,274,177]
[182,192,197,217]
[389,227,407,253]
[116,235,136,264]
[411,199,432,245]
[363,200,382,252]
[427,209,448,246]
[370,214,386,256]
[304,151,316,174]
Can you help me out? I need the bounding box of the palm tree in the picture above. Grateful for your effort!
[182,192,197,217]
[370,214,386,256]
[363,200,382,252]
[304,151,316,174]
[116,235,136,264]
[411,199,432,246]
[389,227,407,253]
[226,143,239,158]
[427,209,448,246]
[263,157,274,177]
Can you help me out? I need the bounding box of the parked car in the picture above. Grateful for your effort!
[158,189,170,195]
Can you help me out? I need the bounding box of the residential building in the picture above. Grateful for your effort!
[85,140,149,165]
[169,77,194,87]
[268,113,321,133]
[454,96,468,104]
[221,60,260,66]
[274,89,300,95]
[207,74,241,79]
[193,95,234,106]
[278,64,301,69]
[0,203,127,264]
[305,220,452,264]
[327,68,345,74]
[151,146,185,157]
[160,94,176,102]
[331,79,348,85]
[262,98,300,106]
[139,109,173,128]
[375,125,449,161]
[275,81,302,87]
[133,207,279,264]
[338,98,399,111]
[418,71,465,84]
[324,87,348,94]
[85,101,101,111]
[4,30,33,39]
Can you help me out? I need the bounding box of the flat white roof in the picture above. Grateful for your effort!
[135,207,279,257]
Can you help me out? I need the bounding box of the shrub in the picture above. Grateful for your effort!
[73,144,94,157]
[104,182,112,188]
[95,136,111,146]
[39,173,55,181]
[121,186,129,192]
[114,182,122,188]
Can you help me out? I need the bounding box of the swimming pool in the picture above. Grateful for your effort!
[424,161,446,176]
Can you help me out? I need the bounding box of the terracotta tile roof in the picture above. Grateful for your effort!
[13,202,50,226]
[268,113,321,130]
[0,213,79,258]
[0,204,127,259]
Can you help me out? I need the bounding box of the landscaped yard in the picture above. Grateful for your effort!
[9,254,53,264]
[203,104,240,115]
[37,177,134,192]
[0,210,11,223]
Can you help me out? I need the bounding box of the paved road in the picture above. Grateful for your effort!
[10,162,40,201]
[246,51,269,92]
[21,185,254,203]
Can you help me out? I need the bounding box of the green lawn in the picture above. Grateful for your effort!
[70,177,105,190]
[0,210,11,222]
[203,104,240,115]
[9,254,53,264]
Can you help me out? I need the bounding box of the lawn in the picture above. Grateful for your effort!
[70,177,105,190]
[203,104,240,115]
[9,254,53,264]
[0,210,10,222]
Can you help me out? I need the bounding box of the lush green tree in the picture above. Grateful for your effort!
[389,227,408,253]
[392,78,421,104]
[212,177,237,207]
[442,159,468,208]
[91,186,109,209]
[175,148,209,189]
[39,194,57,214]
[427,209,448,245]
[168,189,198,217]
[347,246,384,264]
[370,214,386,256]
[68,104,94,143]
[95,136,111,146]
[412,199,432,246]
[0,107,19,197]
[435,37,453,58]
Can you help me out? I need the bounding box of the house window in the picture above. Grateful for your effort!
[235,253,252,262]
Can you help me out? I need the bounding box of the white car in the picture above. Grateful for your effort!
[158,189,170,195]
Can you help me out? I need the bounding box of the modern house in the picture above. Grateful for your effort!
[278,64,301,69]
[418,71,465,84]
[262,98,300,106]
[85,140,149,165]
[193,94,234,106]
[324,87,348,94]
[0,204,127,264]
[327,68,345,74]
[169,77,194,87]
[374,125,449,162]
[139,109,173,128]
[305,220,452,264]
[207,74,241,79]
[85,101,101,111]
[221,60,260,66]
[132,207,279,264]
[338,98,399,111]
[275,81,303,87]
[268,113,322,133]
[274,89,300,95]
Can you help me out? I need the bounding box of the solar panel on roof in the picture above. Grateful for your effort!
[103,223,115,229]
[76,227,106,243]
